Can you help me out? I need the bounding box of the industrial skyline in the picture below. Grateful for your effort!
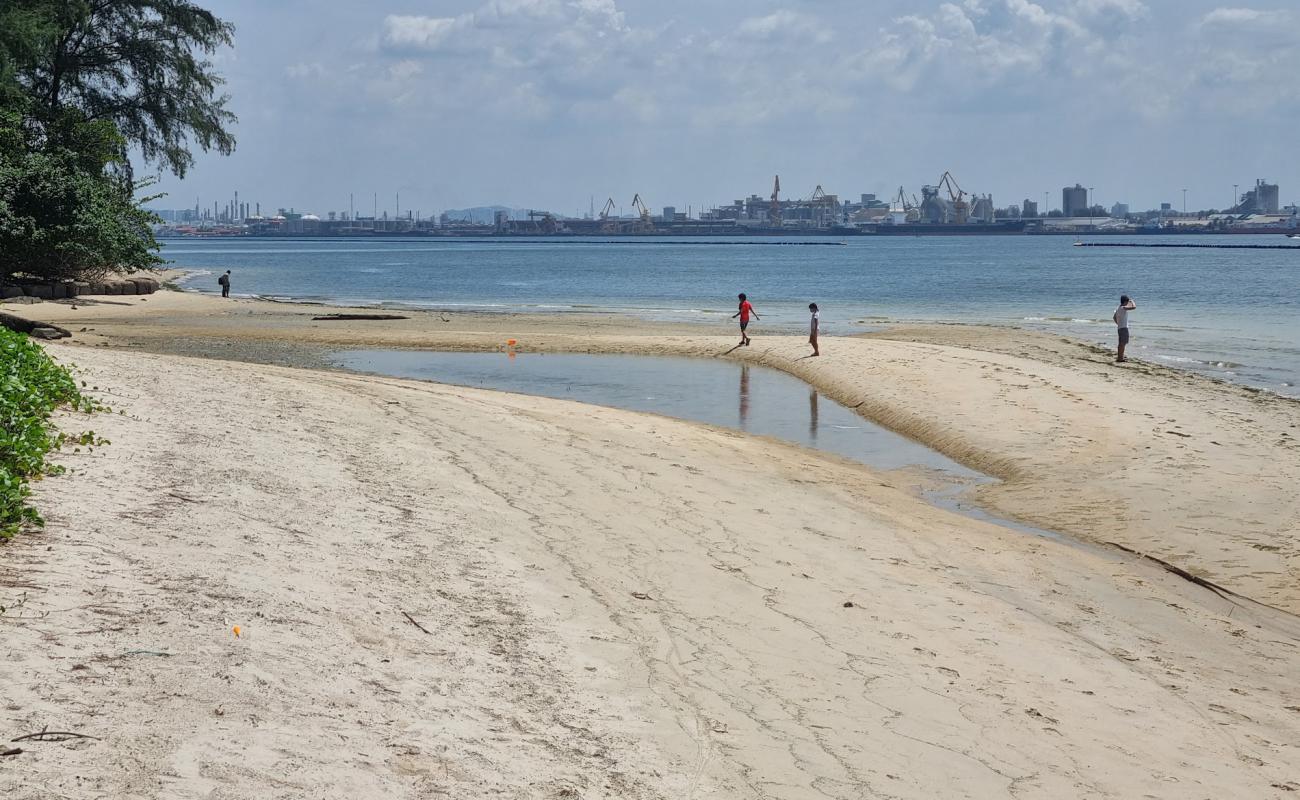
[153,174,1289,228]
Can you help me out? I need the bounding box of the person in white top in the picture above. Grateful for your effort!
[1113,294,1137,362]
[808,303,820,357]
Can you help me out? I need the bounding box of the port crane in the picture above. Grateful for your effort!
[527,209,560,234]
[937,171,970,224]
[598,197,619,233]
[891,186,921,222]
[630,194,654,232]
[769,175,782,227]
[807,184,840,227]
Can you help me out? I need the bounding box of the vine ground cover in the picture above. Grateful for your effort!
[0,329,100,539]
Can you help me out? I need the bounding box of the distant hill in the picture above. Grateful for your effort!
[441,206,537,224]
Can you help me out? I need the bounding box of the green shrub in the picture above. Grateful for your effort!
[0,328,95,539]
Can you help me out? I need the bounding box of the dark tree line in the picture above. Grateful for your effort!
[0,0,235,282]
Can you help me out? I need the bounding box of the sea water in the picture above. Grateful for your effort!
[165,236,1300,396]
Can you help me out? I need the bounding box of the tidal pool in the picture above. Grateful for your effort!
[331,350,980,476]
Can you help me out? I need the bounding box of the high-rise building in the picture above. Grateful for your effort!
[1111,203,1130,218]
[1022,199,1038,218]
[1062,184,1088,217]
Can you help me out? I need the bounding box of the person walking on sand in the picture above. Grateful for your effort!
[808,303,820,356]
[218,270,232,298]
[1113,294,1136,362]
[732,293,758,346]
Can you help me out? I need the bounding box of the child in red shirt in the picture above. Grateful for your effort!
[732,293,759,346]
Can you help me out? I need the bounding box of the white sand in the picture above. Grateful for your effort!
[2,345,1297,798]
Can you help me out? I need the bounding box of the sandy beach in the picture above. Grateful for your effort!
[14,288,1300,611]
[2,289,1299,797]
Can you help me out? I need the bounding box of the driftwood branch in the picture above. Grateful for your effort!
[312,314,409,321]
[401,611,432,635]
[12,729,101,743]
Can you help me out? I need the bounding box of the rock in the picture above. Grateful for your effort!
[0,296,41,305]
[29,327,65,340]
[116,281,137,295]
[1,287,24,299]
[48,284,67,299]
[25,285,52,299]
[131,278,155,294]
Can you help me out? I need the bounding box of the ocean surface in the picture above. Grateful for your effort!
[164,235,1300,396]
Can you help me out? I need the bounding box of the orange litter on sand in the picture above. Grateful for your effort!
[507,339,517,346]
[232,625,242,638]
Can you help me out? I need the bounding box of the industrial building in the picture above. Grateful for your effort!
[1062,185,1088,217]
[1235,179,1280,214]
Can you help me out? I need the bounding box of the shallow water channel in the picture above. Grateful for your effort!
[333,350,970,471]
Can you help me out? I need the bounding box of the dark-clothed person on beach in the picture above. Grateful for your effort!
[1114,294,1136,362]
[808,303,820,357]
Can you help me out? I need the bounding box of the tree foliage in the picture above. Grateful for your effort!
[0,0,233,281]
[0,109,163,282]
[3,0,236,178]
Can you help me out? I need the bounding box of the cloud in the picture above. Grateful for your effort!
[285,62,326,79]
[1182,7,1300,111]
[1199,6,1282,27]
[360,0,642,120]
[296,0,1298,133]
[733,10,832,44]
[862,0,1141,98]
[383,15,465,50]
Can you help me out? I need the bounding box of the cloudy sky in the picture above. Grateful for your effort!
[153,0,1299,216]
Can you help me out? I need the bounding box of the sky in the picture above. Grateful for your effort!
[150,0,1300,217]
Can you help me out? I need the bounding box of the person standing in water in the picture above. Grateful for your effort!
[218,270,232,298]
[808,302,820,356]
[1113,294,1137,362]
[732,293,758,346]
